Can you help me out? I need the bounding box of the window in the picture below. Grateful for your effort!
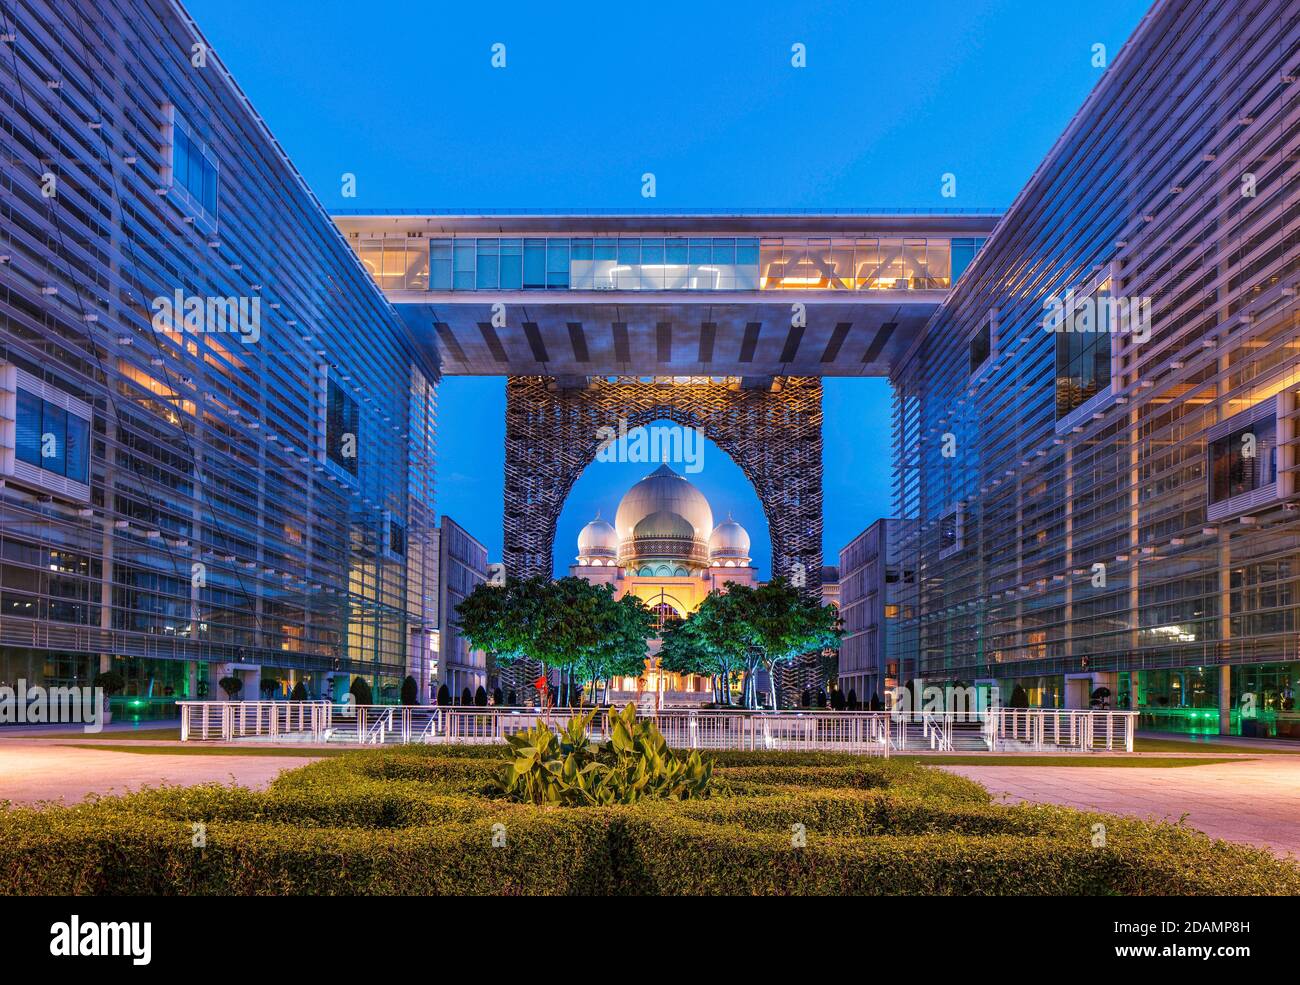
[951,238,984,281]
[938,504,964,560]
[1209,407,1278,506]
[165,107,218,226]
[15,388,90,483]
[1055,283,1114,419]
[429,240,452,289]
[326,379,359,475]
[969,320,991,376]
[389,518,406,557]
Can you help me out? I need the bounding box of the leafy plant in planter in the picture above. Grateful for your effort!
[290,680,309,701]
[93,671,125,724]
[218,676,243,700]
[93,671,125,697]
[494,703,715,806]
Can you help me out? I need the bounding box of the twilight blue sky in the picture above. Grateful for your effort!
[187,0,1149,577]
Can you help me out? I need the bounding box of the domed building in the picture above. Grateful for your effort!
[571,464,758,707]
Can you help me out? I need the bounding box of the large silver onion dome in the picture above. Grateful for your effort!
[614,464,714,545]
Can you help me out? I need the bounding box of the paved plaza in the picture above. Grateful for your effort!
[0,741,320,806]
[943,757,1300,857]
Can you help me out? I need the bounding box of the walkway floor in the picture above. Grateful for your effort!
[942,757,1300,857]
[0,742,318,806]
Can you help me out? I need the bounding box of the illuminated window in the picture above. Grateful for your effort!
[1208,402,1279,515]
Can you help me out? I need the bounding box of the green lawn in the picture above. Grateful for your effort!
[1134,736,1300,755]
[0,727,183,742]
[897,755,1243,768]
[65,742,342,757]
[60,742,1251,768]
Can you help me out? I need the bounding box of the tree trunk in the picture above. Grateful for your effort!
[766,662,779,711]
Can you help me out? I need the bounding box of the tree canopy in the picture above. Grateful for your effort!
[454,573,839,709]
[455,575,655,704]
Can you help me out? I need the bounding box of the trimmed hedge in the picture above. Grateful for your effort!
[1,747,1297,895]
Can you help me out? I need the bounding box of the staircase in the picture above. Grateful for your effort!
[894,717,991,752]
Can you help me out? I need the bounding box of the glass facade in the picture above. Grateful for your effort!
[890,0,1300,734]
[0,0,437,702]
[353,234,985,292]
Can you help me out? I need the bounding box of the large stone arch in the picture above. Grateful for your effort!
[503,376,823,594]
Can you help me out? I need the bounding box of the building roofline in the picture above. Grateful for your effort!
[332,210,1002,236]
[167,0,441,383]
[900,0,1169,371]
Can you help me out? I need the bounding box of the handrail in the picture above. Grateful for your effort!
[173,702,1137,754]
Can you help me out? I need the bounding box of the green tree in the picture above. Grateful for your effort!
[455,575,554,682]
[659,613,735,705]
[691,585,760,706]
[457,575,654,706]
[576,590,655,705]
[734,578,843,710]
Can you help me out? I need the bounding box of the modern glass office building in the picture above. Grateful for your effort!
[891,0,1300,736]
[0,0,438,716]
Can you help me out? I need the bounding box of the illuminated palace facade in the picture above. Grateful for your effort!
[570,464,756,706]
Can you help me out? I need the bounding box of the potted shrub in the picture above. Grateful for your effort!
[436,684,451,706]
[290,680,308,701]
[349,675,373,706]
[218,676,243,701]
[259,676,281,699]
[400,675,419,705]
[93,670,125,725]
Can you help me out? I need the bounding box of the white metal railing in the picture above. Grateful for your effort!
[175,703,1136,754]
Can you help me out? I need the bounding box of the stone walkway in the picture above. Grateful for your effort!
[0,742,318,806]
[943,757,1300,857]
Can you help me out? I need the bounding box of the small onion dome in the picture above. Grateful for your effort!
[576,514,617,563]
[709,515,751,565]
